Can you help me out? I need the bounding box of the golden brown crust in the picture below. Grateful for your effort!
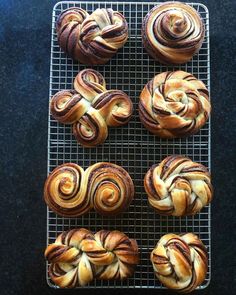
[139,71,211,138]
[56,7,128,65]
[50,69,133,147]
[44,162,134,217]
[150,233,208,293]
[45,228,139,288]
[142,2,205,64]
[144,155,213,216]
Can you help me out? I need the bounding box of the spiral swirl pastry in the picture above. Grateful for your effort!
[45,228,139,288]
[142,2,205,64]
[44,162,134,217]
[151,233,208,293]
[139,71,211,138]
[51,69,133,147]
[56,7,128,65]
[144,156,213,216]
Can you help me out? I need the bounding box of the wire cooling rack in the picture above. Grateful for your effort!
[47,1,211,289]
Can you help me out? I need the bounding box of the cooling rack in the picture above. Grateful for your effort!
[47,1,211,289]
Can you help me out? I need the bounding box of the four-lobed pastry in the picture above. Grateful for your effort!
[44,162,134,217]
[56,7,128,64]
[45,228,139,288]
[50,69,133,147]
[142,2,205,64]
[151,233,208,293]
[144,155,213,216]
[139,71,211,138]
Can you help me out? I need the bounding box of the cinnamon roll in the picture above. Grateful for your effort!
[50,69,133,147]
[142,2,205,64]
[44,162,134,217]
[151,233,208,292]
[45,228,139,288]
[144,156,213,216]
[56,7,128,64]
[139,71,211,138]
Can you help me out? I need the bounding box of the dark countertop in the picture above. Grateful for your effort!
[1,0,235,294]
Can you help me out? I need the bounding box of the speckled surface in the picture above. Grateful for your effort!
[0,0,235,294]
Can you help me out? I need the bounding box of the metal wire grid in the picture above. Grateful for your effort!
[47,1,211,289]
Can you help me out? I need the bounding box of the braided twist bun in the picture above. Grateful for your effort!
[151,233,208,293]
[144,156,213,216]
[56,7,128,65]
[45,228,139,288]
[139,71,211,138]
[142,2,205,64]
[51,69,133,147]
[44,162,134,217]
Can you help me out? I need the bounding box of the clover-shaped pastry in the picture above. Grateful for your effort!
[50,69,133,147]
[56,7,128,64]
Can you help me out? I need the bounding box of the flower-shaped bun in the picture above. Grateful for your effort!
[144,155,213,216]
[142,2,205,64]
[139,71,211,138]
[151,233,208,292]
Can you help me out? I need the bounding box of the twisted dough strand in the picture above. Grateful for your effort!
[56,7,128,64]
[151,233,208,293]
[44,162,134,217]
[45,228,139,288]
[142,2,205,64]
[139,71,211,138]
[50,69,133,147]
[144,155,213,216]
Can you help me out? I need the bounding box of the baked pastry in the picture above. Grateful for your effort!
[144,155,213,216]
[151,233,208,293]
[139,71,211,138]
[51,69,133,147]
[45,228,139,288]
[56,7,128,64]
[142,2,205,64]
[44,162,134,217]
